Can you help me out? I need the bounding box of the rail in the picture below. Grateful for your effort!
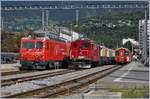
[3,65,122,98]
[1,69,74,87]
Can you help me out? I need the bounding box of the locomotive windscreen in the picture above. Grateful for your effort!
[80,42,89,49]
[116,50,129,56]
[36,42,43,49]
[22,42,35,49]
[22,41,43,49]
[124,51,129,56]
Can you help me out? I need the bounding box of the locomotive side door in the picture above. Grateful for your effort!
[44,41,50,61]
[55,44,60,60]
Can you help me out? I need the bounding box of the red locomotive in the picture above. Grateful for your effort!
[115,48,131,64]
[69,38,100,68]
[19,36,69,69]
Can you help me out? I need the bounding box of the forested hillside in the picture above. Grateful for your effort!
[64,11,145,49]
[2,10,145,52]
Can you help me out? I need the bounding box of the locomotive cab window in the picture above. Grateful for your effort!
[22,42,35,49]
[46,42,49,49]
[36,42,43,49]
[115,51,119,56]
[80,42,89,49]
[124,51,129,55]
[73,43,77,48]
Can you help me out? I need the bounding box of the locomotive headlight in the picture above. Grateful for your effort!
[79,52,82,54]
[78,56,85,59]
[38,54,43,58]
[20,54,24,57]
[126,57,129,61]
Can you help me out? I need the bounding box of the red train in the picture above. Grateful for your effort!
[68,38,116,68]
[115,48,131,64]
[19,36,70,69]
[69,38,100,68]
[19,36,115,69]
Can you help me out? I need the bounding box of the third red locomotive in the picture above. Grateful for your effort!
[69,38,100,68]
[115,47,131,64]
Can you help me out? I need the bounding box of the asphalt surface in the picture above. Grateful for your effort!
[94,61,149,88]
[71,61,149,93]
[61,61,149,98]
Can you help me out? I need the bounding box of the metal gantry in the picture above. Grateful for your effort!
[1,4,147,10]
[1,1,149,29]
[1,0,149,11]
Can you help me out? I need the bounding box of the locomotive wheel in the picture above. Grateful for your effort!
[54,62,61,69]
[19,66,24,70]
[19,64,28,70]
[46,62,54,69]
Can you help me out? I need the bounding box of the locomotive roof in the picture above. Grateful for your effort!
[21,36,67,43]
[116,47,130,51]
[74,38,96,43]
[21,36,50,40]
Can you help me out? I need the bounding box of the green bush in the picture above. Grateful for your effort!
[110,86,149,98]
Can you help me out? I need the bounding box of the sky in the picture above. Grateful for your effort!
[1,0,149,1]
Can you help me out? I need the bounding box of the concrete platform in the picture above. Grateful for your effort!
[0,63,21,73]
[64,61,149,98]
[86,61,149,98]
[90,61,149,87]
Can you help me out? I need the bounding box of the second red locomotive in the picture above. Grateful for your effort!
[68,38,115,68]
[69,38,100,68]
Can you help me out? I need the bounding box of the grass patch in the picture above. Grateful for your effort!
[110,86,149,98]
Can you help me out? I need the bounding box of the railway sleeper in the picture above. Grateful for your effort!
[4,66,121,98]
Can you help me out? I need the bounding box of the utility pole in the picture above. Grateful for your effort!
[148,0,150,65]
[131,43,134,55]
[148,0,150,66]
[1,17,3,31]
[92,32,95,41]
[75,9,79,26]
[117,43,118,49]
[143,2,148,63]
[46,10,49,28]
[42,10,45,30]
[70,24,73,41]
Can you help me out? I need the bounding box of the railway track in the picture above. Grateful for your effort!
[2,65,122,98]
[1,69,75,87]
[1,70,36,76]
